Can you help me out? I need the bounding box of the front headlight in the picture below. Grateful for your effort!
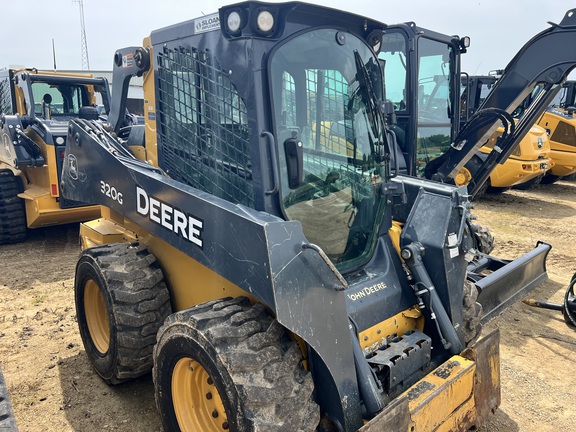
[257,10,274,33]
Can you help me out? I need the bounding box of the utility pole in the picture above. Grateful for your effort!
[73,0,90,70]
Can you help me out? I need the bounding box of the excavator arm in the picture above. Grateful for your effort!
[430,9,576,196]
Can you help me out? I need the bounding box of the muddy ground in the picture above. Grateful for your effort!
[1,180,575,431]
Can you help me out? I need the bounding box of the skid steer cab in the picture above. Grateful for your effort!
[59,2,576,431]
[0,69,110,244]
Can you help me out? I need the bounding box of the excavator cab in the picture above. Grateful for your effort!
[379,24,551,194]
[378,24,461,177]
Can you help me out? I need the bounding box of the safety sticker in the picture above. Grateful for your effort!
[122,53,134,68]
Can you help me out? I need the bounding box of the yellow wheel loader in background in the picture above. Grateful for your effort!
[58,3,576,431]
[0,69,109,244]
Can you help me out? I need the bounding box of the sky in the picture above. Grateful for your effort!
[1,0,573,75]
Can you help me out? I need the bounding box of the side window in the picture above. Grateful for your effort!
[415,38,453,176]
[379,33,408,111]
[30,83,86,116]
[32,83,65,115]
[157,46,253,207]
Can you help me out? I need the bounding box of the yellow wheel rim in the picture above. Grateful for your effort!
[172,357,228,431]
[454,166,473,187]
[84,279,110,354]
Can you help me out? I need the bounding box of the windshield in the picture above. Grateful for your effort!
[31,81,91,117]
[270,28,388,272]
[379,32,408,112]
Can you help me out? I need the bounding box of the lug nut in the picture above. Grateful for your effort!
[206,392,213,400]
[212,409,219,418]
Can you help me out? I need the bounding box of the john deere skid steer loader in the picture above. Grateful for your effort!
[59,3,576,431]
[0,69,109,244]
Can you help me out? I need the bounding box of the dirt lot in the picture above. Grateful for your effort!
[1,181,575,431]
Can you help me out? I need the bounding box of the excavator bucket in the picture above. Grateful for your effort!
[467,242,551,323]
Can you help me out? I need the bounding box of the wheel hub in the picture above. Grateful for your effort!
[172,357,228,431]
[84,279,110,355]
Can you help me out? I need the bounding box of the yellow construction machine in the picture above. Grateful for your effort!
[0,68,109,244]
[460,74,552,191]
[58,3,576,431]
[530,80,576,183]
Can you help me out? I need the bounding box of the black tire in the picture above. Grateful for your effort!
[470,222,495,255]
[462,280,483,346]
[153,297,320,432]
[0,169,26,245]
[474,178,489,197]
[75,242,172,385]
[0,366,18,431]
[540,173,562,184]
[513,173,544,190]
[485,181,510,194]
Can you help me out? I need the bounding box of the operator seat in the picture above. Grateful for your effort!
[389,124,408,175]
[79,106,99,120]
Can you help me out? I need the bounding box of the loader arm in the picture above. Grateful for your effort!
[430,9,576,196]
[107,47,149,133]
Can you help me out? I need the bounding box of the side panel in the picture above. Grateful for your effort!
[62,119,363,429]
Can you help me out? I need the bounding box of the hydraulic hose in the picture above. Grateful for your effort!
[523,272,576,329]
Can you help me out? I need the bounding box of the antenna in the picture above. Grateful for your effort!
[73,0,90,70]
[52,39,57,70]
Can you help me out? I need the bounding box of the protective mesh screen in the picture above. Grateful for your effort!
[156,47,254,207]
[0,76,13,115]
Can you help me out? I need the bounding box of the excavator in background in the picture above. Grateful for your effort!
[57,3,576,431]
[527,79,576,183]
[0,68,109,244]
[378,25,552,195]
[460,74,552,191]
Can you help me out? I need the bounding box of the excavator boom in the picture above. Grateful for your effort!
[430,9,576,195]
